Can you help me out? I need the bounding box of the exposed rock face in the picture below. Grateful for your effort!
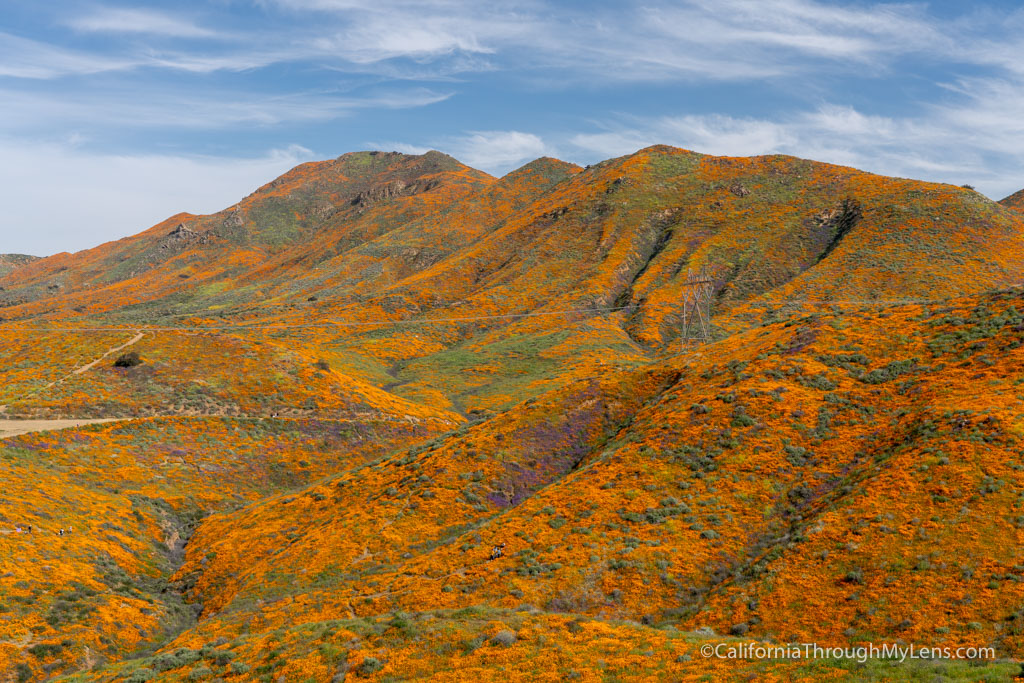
[160,224,209,250]
[169,224,195,238]
[222,208,245,229]
[309,200,338,222]
[351,178,441,208]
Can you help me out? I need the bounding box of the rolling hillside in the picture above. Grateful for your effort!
[0,254,37,278]
[1002,189,1024,213]
[1,147,1023,681]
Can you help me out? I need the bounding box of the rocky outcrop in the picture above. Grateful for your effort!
[160,224,209,250]
[222,208,245,229]
[309,200,338,222]
[350,178,441,209]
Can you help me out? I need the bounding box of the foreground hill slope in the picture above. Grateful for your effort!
[31,287,1024,682]
[167,289,1024,647]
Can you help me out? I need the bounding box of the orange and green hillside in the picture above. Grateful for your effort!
[0,254,37,279]
[1002,189,1024,213]
[1,146,1023,682]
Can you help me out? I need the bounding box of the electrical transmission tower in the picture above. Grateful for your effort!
[680,266,715,346]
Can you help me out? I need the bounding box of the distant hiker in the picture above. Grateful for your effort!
[489,543,506,561]
[58,529,64,536]
[14,526,21,534]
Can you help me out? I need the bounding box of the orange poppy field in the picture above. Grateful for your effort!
[1,146,1023,681]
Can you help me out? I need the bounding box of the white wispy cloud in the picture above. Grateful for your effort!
[374,130,550,175]
[0,86,452,130]
[7,1,1015,84]
[68,7,218,38]
[267,0,949,81]
[567,72,1024,199]
[0,32,137,79]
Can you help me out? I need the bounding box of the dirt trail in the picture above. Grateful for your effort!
[58,331,146,384]
[0,332,145,417]
[0,414,395,439]
[0,418,125,438]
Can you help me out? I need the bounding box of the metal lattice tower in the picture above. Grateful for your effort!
[680,266,715,346]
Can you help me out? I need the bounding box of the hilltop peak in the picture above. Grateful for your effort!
[331,149,483,176]
[0,253,38,278]
[501,156,582,184]
[1000,188,1024,212]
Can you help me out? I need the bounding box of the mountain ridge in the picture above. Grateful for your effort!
[0,253,39,278]
[2,146,1024,681]
[1001,188,1024,212]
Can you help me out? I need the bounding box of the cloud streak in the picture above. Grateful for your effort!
[377,130,550,175]
[567,72,1024,199]
[68,7,218,38]
[1,0,1023,253]
[0,86,452,131]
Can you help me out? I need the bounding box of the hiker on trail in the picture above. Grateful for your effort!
[489,543,506,560]
[58,529,64,536]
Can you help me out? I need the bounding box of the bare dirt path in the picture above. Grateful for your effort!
[0,331,145,417]
[0,418,125,438]
[0,414,401,439]
[53,331,146,386]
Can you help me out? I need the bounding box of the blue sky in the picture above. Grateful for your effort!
[2,0,1023,255]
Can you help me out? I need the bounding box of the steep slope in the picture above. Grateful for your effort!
[0,254,37,278]
[304,146,1024,411]
[0,151,494,320]
[52,287,1024,682]
[0,416,447,680]
[142,290,1015,651]
[2,147,1022,423]
[4,146,1022,335]
[1001,188,1024,213]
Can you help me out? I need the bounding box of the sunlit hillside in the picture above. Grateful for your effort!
[2,147,1023,682]
[1002,189,1024,213]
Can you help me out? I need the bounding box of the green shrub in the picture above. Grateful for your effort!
[490,630,518,647]
[114,351,143,368]
[188,665,213,681]
[359,657,384,676]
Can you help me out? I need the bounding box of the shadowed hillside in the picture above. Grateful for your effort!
[2,147,1023,682]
